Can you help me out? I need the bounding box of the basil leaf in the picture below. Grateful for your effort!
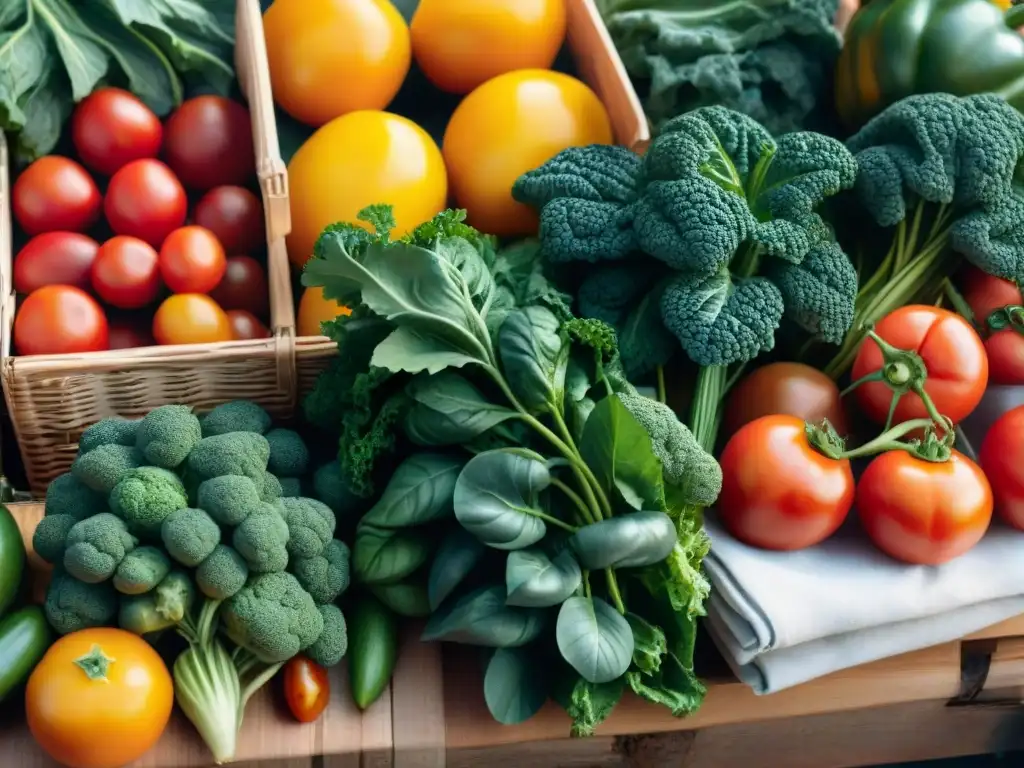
[626,613,667,674]
[360,453,462,529]
[353,524,432,585]
[454,450,552,550]
[570,511,676,570]
[498,307,568,411]
[505,547,581,608]
[428,528,487,610]
[370,581,431,618]
[405,373,518,445]
[556,596,634,684]
[422,585,547,647]
[484,647,548,725]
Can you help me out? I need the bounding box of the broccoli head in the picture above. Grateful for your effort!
[305,604,348,667]
[71,443,143,494]
[44,568,118,634]
[187,432,271,485]
[278,497,335,558]
[265,429,310,477]
[118,570,195,634]
[32,513,77,564]
[279,477,302,498]
[195,544,249,600]
[200,400,272,437]
[292,538,351,605]
[113,546,172,595]
[259,471,283,503]
[135,405,202,469]
[221,571,324,663]
[312,462,362,521]
[110,466,189,537]
[232,503,290,573]
[197,475,261,527]
[44,472,108,520]
[79,417,138,454]
[161,507,221,567]
[63,513,138,583]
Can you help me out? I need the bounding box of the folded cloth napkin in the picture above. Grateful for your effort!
[703,515,1024,694]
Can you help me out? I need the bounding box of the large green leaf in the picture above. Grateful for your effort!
[483,647,548,725]
[422,585,547,647]
[427,528,486,610]
[505,547,581,608]
[453,450,551,550]
[405,373,518,446]
[556,596,634,684]
[626,651,706,717]
[498,307,568,411]
[570,511,676,570]
[372,327,484,375]
[370,581,431,618]
[353,524,432,585]
[360,453,462,529]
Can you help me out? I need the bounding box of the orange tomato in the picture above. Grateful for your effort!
[264,0,411,127]
[298,286,350,337]
[442,70,613,236]
[152,293,233,345]
[287,111,447,269]
[410,0,566,94]
[283,656,330,723]
[26,628,173,768]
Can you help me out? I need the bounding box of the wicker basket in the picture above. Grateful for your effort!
[0,0,298,497]
[294,0,650,398]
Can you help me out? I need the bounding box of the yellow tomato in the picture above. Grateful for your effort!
[298,286,351,337]
[410,0,567,94]
[264,0,411,126]
[152,294,234,345]
[287,111,448,269]
[442,69,613,237]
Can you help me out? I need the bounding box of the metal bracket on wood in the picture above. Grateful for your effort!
[948,638,1024,708]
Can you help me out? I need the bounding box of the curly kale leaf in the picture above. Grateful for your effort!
[769,240,857,343]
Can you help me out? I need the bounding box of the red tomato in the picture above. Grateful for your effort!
[91,237,162,309]
[851,305,988,426]
[960,265,1023,322]
[209,255,269,316]
[108,318,155,350]
[228,310,271,340]
[723,362,848,439]
[960,267,1024,385]
[981,330,1024,385]
[71,88,163,176]
[152,294,232,345]
[857,450,992,565]
[979,405,1024,530]
[104,159,187,247]
[12,157,101,235]
[14,232,99,294]
[283,656,330,723]
[717,415,855,550]
[14,286,109,356]
[158,226,227,294]
[163,96,254,190]
[193,186,264,254]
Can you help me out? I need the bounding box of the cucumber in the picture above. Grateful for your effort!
[348,594,398,710]
[0,606,51,702]
[0,505,25,616]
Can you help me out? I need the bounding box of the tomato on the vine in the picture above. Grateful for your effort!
[227,310,270,340]
[12,157,102,235]
[193,186,264,255]
[163,96,254,190]
[723,362,848,439]
[282,655,330,723]
[158,226,227,294]
[92,236,162,309]
[152,294,232,345]
[960,267,1024,385]
[979,405,1024,530]
[14,286,109,356]
[209,256,269,316]
[104,159,187,247]
[14,232,99,294]
[71,88,163,176]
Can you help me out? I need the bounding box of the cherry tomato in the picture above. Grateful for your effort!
[108,317,155,350]
[851,305,988,426]
[14,285,109,356]
[158,226,227,294]
[717,415,855,550]
[228,309,271,340]
[209,256,269,316]
[71,88,163,176]
[104,159,187,247]
[283,656,330,723]
[91,236,162,309]
[14,232,99,294]
[152,294,232,345]
[723,362,848,439]
[12,157,102,235]
[193,186,265,254]
[163,96,254,190]
[857,449,992,565]
[979,405,1024,530]
[960,267,1024,385]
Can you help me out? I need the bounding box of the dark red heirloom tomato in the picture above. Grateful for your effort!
[209,255,269,316]
[193,186,264,255]
[163,96,255,190]
[12,157,101,235]
[979,405,1024,530]
[92,237,162,309]
[71,87,163,176]
[227,310,271,340]
[14,232,99,294]
[104,159,187,248]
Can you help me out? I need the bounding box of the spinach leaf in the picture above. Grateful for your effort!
[353,524,432,586]
[626,613,667,674]
[483,647,548,725]
[626,652,706,718]
[505,547,582,608]
[498,307,568,411]
[570,511,677,570]
[360,453,462,529]
[370,581,431,618]
[551,671,626,738]
[428,528,486,610]
[556,596,634,684]
[405,373,518,445]
[422,585,547,647]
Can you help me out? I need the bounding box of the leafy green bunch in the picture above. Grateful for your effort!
[302,206,722,735]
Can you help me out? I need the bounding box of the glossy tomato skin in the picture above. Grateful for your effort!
[71,88,163,176]
[857,450,992,565]
[960,267,1024,385]
[14,232,99,294]
[13,157,102,235]
[851,305,988,426]
[442,70,613,236]
[264,0,411,126]
[26,627,173,768]
[283,655,330,723]
[163,96,254,190]
[92,236,162,309]
[153,294,232,345]
[193,186,264,254]
[228,309,271,340]
[210,255,269,316]
[158,226,227,294]
[14,286,109,356]
[979,405,1024,530]
[723,362,848,439]
[717,415,855,550]
[104,159,187,247]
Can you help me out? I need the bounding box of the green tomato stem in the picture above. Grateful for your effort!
[73,644,113,681]
[840,418,947,461]
[605,569,626,614]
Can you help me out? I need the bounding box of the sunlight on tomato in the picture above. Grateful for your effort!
[283,656,330,723]
[152,294,232,345]
[298,286,350,337]
[287,111,447,269]
[14,286,109,356]
[411,0,566,94]
[443,70,613,236]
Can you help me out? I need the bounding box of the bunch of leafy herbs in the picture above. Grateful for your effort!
[302,205,723,734]
[0,0,236,162]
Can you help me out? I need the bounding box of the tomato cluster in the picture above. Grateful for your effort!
[11,89,271,356]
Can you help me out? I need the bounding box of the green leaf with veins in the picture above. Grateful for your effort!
[626,613,666,674]
[556,596,634,684]
[370,581,431,618]
[552,672,626,738]
[428,528,486,611]
[421,585,547,647]
[405,372,518,445]
[499,307,569,412]
[505,547,582,608]
[626,651,705,717]
[359,453,462,529]
[352,523,432,586]
[484,647,548,725]
[570,511,677,570]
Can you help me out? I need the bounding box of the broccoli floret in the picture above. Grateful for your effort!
[79,417,138,454]
[44,568,118,634]
[63,513,138,583]
[279,477,302,497]
[259,471,283,502]
[110,466,189,537]
[197,475,260,527]
[118,570,195,634]
[200,401,272,437]
[135,405,202,469]
[233,503,290,573]
[265,429,310,477]
[195,544,249,599]
[312,462,362,520]
[221,571,324,663]
[305,604,347,667]
[161,507,221,567]
[187,433,271,485]
[44,473,108,520]
[113,546,172,595]
[278,497,335,558]
[71,443,143,494]
[32,513,76,564]
[292,539,350,605]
